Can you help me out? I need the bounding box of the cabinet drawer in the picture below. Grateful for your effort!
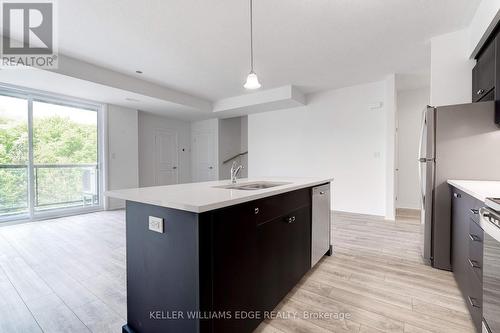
[465,264,483,332]
[468,220,484,281]
[469,219,484,244]
[254,188,311,225]
[469,202,482,223]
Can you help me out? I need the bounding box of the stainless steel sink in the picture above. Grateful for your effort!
[214,181,291,191]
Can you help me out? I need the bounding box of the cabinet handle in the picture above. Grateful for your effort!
[468,296,481,308]
[209,166,213,169]
[319,191,326,195]
[285,216,296,224]
[470,209,479,215]
[468,258,481,269]
[254,208,259,215]
[477,89,485,95]
[453,193,461,198]
[469,234,481,242]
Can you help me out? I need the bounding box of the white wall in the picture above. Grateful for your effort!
[106,105,139,209]
[430,29,475,106]
[396,87,430,210]
[138,112,191,186]
[240,116,248,178]
[248,80,393,217]
[217,116,248,180]
[385,75,397,220]
[218,117,242,180]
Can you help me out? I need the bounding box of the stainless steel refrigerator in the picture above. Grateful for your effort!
[418,101,500,270]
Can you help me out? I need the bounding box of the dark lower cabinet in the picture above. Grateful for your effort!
[257,206,311,313]
[452,190,470,295]
[210,202,260,333]
[201,188,312,333]
[450,186,484,333]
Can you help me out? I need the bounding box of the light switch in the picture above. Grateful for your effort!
[148,216,164,233]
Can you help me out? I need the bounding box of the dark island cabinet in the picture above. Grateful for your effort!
[199,188,313,333]
[450,186,484,333]
[208,201,260,333]
[122,185,328,333]
[257,205,311,313]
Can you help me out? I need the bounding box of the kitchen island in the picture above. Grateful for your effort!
[105,177,333,333]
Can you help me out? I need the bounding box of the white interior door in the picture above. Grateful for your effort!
[155,130,178,185]
[192,131,216,182]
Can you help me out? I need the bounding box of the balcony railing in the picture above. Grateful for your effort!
[0,163,99,217]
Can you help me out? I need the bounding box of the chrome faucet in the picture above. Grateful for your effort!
[230,161,243,184]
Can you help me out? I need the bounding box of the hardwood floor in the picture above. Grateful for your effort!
[0,211,126,333]
[0,210,473,333]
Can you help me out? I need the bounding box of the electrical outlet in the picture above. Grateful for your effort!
[148,216,164,233]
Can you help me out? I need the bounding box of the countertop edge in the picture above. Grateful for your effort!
[447,180,500,203]
[106,178,333,213]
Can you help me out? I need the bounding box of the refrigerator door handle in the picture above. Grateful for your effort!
[418,109,427,205]
[418,110,426,161]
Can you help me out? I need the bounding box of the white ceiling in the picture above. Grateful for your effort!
[56,0,481,102]
[0,66,212,121]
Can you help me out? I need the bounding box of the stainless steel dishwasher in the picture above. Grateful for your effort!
[311,184,332,267]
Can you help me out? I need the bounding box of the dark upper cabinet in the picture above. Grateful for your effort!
[472,27,500,123]
[473,38,495,102]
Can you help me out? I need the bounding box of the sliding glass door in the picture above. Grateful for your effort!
[0,88,102,222]
[0,94,29,219]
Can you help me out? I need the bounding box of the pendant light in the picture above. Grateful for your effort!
[244,0,261,89]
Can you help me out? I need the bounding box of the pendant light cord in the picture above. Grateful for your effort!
[250,0,254,72]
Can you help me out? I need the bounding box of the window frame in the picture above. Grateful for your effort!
[0,83,104,223]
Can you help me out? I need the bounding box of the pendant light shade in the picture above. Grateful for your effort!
[244,0,261,90]
[244,71,261,90]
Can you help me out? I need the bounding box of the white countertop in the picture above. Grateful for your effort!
[447,180,500,202]
[105,177,332,213]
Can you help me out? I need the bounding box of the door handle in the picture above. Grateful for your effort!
[208,166,213,169]
[453,193,461,198]
[477,89,485,95]
[470,209,479,215]
[285,216,296,223]
[172,166,177,170]
[319,191,326,195]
